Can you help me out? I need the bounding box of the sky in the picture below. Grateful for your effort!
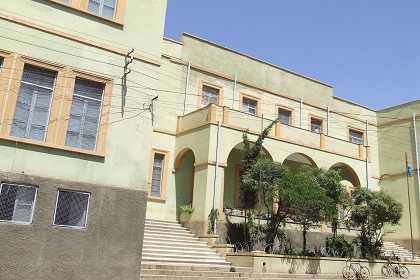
[163,1,420,111]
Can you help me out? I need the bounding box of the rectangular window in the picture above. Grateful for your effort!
[201,85,219,107]
[0,183,37,224]
[349,129,364,145]
[148,149,169,200]
[48,0,125,24]
[65,78,104,151]
[88,0,117,19]
[0,57,4,72]
[1,54,112,156]
[10,65,56,142]
[53,189,90,228]
[150,153,165,198]
[242,97,257,115]
[311,118,323,134]
[278,108,292,125]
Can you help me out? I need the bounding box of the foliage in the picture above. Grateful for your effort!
[179,204,194,215]
[350,186,403,259]
[207,208,219,235]
[281,165,339,253]
[326,235,354,258]
[240,119,277,210]
[223,200,234,210]
[241,158,293,245]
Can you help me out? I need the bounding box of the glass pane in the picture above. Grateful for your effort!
[65,78,104,151]
[150,154,164,197]
[54,190,90,227]
[279,109,291,125]
[201,85,219,107]
[0,184,36,223]
[88,0,101,14]
[11,65,55,141]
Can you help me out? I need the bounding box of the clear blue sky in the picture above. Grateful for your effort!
[163,1,420,111]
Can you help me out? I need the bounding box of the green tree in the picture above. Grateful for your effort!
[350,186,403,259]
[240,119,277,242]
[282,166,336,253]
[241,158,293,245]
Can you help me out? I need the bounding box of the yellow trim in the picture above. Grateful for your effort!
[198,81,224,108]
[0,51,112,157]
[148,149,170,200]
[48,0,126,25]
[0,50,14,123]
[0,12,161,67]
[239,93,261,116]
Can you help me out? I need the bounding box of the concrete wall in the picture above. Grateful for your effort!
[0,171,147,280]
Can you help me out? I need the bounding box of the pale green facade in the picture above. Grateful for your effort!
[0,1,419,278]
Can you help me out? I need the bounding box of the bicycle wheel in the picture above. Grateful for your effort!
[381,264,392,277]
[399,266,409,279]
[342,266,355,280]
[360,266,370,280]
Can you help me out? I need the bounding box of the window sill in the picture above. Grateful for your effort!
[147,196,166,202]
[0,135,105,158]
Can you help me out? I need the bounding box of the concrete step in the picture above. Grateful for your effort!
[144,227,193,235]
[143,239,209,247]
[143,248,220,256]
[141,256,230,265]
[144,232,200,242]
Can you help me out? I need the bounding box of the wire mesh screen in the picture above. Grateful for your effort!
[54,190,90,228]
[150,153,164,197]
[0,183,37,223]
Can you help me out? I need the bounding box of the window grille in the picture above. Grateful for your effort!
[88,0,117,19]
[278,109,291,125]
[311,118,322,134]
[65,78,104,151]
[201,85,219,107]
[53,190,90,228]
[242,98,257,115]
[59,0,71,3]
[10,65,56,142]
[349,129,364,144]
[150,153,164,197]
[0,183,37,223]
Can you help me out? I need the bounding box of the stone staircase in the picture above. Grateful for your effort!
[141,219,230,267]
[139,219,344,279]
[382,241,420,262]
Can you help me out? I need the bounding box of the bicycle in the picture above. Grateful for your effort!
[342,259,370,280]
[381,257,410,278]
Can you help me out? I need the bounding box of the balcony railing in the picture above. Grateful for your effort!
[176,104,367,160]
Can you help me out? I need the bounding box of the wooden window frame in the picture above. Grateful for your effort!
[277,105,294,126]
[198,81,223,108]
[0,50,14,121]
[147,149,169,201]
[309,115,324,134]
[348,126,365,145]
[49,0,126,25]
[0,53,113,157]
[239,93,260,116]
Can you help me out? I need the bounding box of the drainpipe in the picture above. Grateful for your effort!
[413,113,420,202]
[183,62,191,116]
[212,120,221,234]
[232,75,237,109]
[327,106,330,136]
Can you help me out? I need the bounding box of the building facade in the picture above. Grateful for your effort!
[0,0,167,279]
[1,1,419,279]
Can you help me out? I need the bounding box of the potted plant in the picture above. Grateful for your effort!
[179,204,194,226]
